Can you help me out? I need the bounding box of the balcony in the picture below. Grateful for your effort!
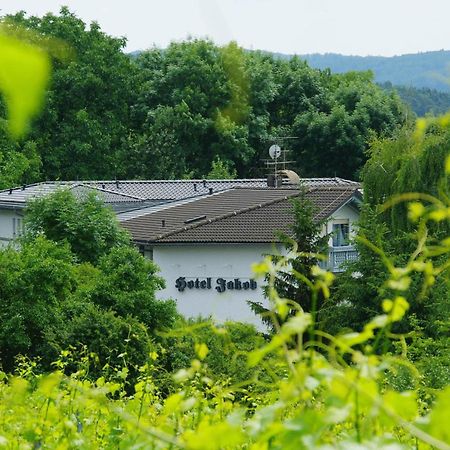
[320,246,358,273]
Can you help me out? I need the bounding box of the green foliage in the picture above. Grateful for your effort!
[0,237,76,371]
[332,121,449,345]
[0,119,41,188]
[0,24,50,138]
[91,246,177,331]
[4,8,138,180]
[24,189,130,264]
[160,319,269,395]
[0,173,448,447]
[1,190,177,377]
[205,156,237,179]
[45,301,155,383]
[362,123,449,233]
[250,191,329,329]
[381,82,450,117]
[0,10,409,182]
[0,25,46,188]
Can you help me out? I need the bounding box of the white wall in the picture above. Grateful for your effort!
[150,202,359,327]
[153,243,278,328]
[0,209,23,247]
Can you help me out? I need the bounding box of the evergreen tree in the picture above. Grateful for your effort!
[250,189,329,329]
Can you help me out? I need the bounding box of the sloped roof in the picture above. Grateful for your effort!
[83,179,266,200]
[0,177,360,209]
[0,182,149,211]
[121,186,361,244]
[83,177,359,200]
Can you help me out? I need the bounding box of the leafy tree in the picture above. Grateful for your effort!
[330,122,449,343]
[291,72,408,178]
[205,156,237,179]
[91,246,177,331]
[4,8,139,180]
[24,189,130,264]
[0,119,41,188]
[1,190,177,374]
[0,237,76,371]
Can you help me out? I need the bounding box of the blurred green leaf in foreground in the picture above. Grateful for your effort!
[0,25,50,138]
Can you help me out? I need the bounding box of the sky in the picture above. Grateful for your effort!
[1,0,449,56]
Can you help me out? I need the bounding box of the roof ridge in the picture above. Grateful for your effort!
[154,189,302,242]
[82,178,267,184]
[0,181,51,193]
[312,187,358,220]
[75,183,145,200]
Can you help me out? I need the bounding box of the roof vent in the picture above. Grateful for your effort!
[21,185,26,191]
[208,187,213,195]
[203,179,207,188]
[116,180,120,188]
[184,215,206,224]
[193,183,197,192]
[8,188,12,195]
[162,219,166,227]
[278,170,300,185]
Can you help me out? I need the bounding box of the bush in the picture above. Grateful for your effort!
[44,300,154,384]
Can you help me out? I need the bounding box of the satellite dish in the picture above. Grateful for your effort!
[269,144,281,159]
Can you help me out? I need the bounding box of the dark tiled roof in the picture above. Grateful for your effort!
[0,178,360,208]
[0,182,154,213]
[84,178,359,200]
[83,179,266,200]
[121,186,360,244]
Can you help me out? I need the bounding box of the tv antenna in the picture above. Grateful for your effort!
[264,137,297,175]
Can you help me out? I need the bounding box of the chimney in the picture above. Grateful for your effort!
[267,174,282,188]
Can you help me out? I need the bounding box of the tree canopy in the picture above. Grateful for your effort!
[0,9,409,186]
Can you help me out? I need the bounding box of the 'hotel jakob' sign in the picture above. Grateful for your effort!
[175,277,257,293]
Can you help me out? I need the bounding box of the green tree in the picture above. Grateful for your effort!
[205,156,237,179]
[4,8,138,180]
[24,189,130,264]
[0,237,76,371]
[91,246,177,331]
[330,122,449,344]
[250,191,329,329]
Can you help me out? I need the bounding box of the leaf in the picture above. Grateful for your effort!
[195,343,209,360]
[0,29,50,138]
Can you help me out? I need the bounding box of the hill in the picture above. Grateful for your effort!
[295,50,450,92]
[379,83,450,116]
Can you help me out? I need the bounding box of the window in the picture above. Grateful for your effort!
[12,217,24,236]
[139,245,154,260]
[332,222,349,247]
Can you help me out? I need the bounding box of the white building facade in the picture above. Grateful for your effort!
[120,185,361,326]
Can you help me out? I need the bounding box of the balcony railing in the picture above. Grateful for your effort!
[320,246,358,273]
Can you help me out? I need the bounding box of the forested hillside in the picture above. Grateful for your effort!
[380,82,450,117]
[271,51,450,116]
[0,9,409,188]
[297,50,450,92]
